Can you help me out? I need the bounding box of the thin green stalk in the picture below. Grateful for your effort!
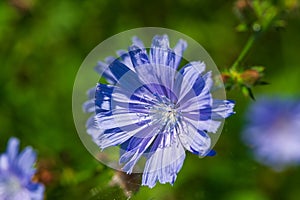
[230,34,256,71]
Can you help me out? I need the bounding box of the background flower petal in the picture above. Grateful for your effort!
[17,147,37,177]
[7,137,20,164]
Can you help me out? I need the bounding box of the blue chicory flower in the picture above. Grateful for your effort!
[0,137,44,200]
[84,35,235,188]
[243,97,300,171]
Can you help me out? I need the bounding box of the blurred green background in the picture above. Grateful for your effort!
[1,0,300,199]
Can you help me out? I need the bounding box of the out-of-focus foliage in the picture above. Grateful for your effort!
[222,66,268,99]
[0,0,300,199]
[223,0,299,99]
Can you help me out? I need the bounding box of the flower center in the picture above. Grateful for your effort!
[150,94,181,131]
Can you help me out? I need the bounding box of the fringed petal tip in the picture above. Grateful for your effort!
[82,100,95,113]
[141,172,177,189]
[152,34,170,49]
[212,99,236,119]
[140,137,185,188]
[222,100,236,117]
[132,36,145,49]
[174,39,187,53]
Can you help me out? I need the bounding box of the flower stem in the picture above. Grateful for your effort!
[230,34,256,71]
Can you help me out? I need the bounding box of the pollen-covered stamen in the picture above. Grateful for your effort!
[149,94,182,131]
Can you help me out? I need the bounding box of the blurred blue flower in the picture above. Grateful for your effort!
[84,35,234,188]
[243,97,300,170]
[0,137,44,200]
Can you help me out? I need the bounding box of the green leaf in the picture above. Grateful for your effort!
[242,86,255,100]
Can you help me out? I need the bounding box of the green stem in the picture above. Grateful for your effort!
[230,34,256,71]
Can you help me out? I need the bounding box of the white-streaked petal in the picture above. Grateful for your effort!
[178,120,211,155]
[86,115,102,137]
[94,61,116,84]
[128,45,150,68]
[120,130,158,173]
[173,39,187,69]
[183,114,222,133]
[129,45,177,98]
[116,50,135,70]
[142,135,185,188]
[105,56,115,64]
[150,35,171,66]
[179,91,212,113]
[178,71,213,112]
[96,110,151,131]
[211,100,235,119]
[83,99,95,113]
[175,61,206,101]
[109,59,143,92]
[98,122,157,149]
[95,84,113,112]
[132,36,145,49]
